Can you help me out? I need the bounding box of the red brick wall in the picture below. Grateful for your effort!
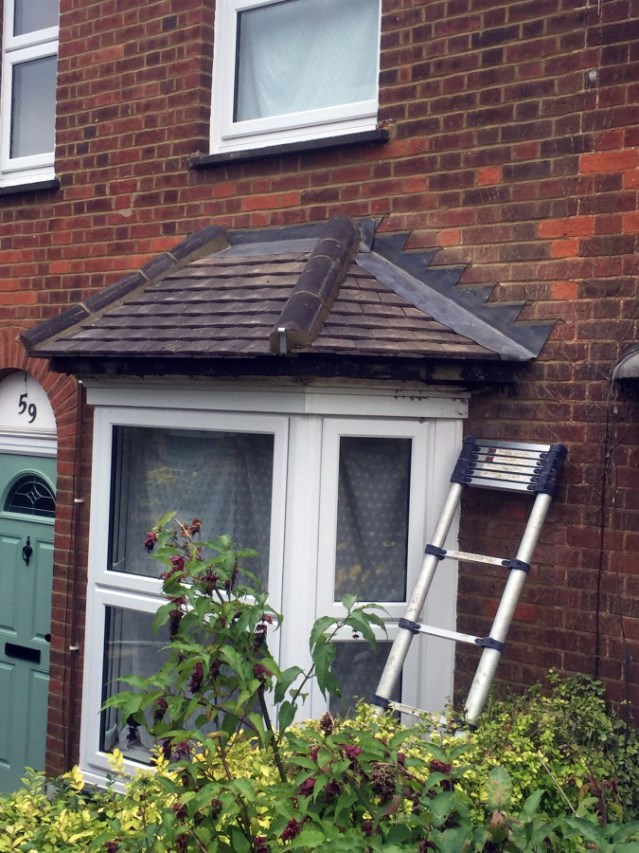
[1,0,638,771]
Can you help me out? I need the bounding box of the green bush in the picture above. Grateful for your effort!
[2,516,639,852]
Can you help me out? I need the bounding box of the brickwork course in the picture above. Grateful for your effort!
[2,0,638,774]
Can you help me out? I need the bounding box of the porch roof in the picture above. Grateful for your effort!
[22,217,553,379]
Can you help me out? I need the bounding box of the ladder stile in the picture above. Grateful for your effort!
[464,491,553,723]
[374,481,463,705]
[372,437,566,725]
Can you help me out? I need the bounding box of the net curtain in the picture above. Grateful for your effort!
[235,0,379,122]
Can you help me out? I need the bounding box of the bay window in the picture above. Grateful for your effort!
[80,383,464,784]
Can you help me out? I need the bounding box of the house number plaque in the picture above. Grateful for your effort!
[0,372,55,436]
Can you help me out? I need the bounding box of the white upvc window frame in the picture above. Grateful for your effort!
[210,0,381,155]
[0,2,58,188]
[79,381,466,786]
[80,404,289,784]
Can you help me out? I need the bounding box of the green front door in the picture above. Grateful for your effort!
[0,453,55,794]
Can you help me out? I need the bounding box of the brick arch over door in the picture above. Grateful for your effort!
[1,328,87,775]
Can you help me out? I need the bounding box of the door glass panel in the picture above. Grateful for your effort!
[4,474,55,517]
[110,427,274,584]
[329,641,399,717]
[100,607,169,761]
[334,437,410,603]
[14,0,59,35]
[10,56,57,158]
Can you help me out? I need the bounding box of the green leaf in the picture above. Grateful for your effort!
[344,610,377,645]
[341,593,357,613]
[274,666,303,704]
[519,789,544,820]
[486,766,512,811]
[310,615,337,649]
[312,639,339,698]
[288,827,326,847]
[277,700,297,733]
[429,790,456,826]
[564,816,607,847]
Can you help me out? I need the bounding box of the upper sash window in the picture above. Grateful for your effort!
[210,0,381,155]
[0,0,59,188]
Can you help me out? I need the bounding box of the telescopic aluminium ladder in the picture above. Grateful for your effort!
[373,436,567,725]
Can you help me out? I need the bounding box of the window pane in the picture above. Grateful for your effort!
[334,437,410,603]
[235,0,379,121]
[10,56,57,158]
[110,427,274,585]
[14,0,59,35]
[100,607,169,761]
[329,641,399,717]
[4,474,55,517]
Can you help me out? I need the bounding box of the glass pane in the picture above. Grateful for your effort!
[329,641,399,717]
[235,0,379,121]
[110,427,274,585]
[10,56,57,158]
[14,0,59,35]
[100,607,170,761]
[334,437,410,603]
[4,474,55,517]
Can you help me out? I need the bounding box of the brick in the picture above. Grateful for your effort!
[580,149,638,173]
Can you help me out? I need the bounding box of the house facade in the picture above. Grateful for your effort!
[0,0,638,791]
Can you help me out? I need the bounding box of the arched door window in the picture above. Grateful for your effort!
[4,473,55,517]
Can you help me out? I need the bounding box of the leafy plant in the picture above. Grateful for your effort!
[2,517,639,851]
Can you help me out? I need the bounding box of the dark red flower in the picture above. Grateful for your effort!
[201,571,219,594]
[172,801,188,821]
[169,608,183,637]
[429,759,452,775]
[144,531,157,552]
[173,741,190,761]
[253,836,269,853]
[342,744,363,761]
[153,697,168,723]
[325,780,341,798]
[188,518,202,536]
[189,661,204,693]
[298,777,315,795]
[253,663,273,681]
[281,819,302,842]
[105,842,120,852]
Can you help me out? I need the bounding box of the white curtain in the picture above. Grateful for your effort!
[334,436,411,603]
[235,0,379,121]
[111,427,274,584]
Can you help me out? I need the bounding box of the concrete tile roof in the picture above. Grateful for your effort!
[22,217,553,369]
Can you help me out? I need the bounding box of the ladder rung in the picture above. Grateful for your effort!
[372,695,430,718]
[398,619,505,652]
[437,548,507,567]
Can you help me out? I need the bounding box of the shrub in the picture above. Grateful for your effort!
[1,516,639,851]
